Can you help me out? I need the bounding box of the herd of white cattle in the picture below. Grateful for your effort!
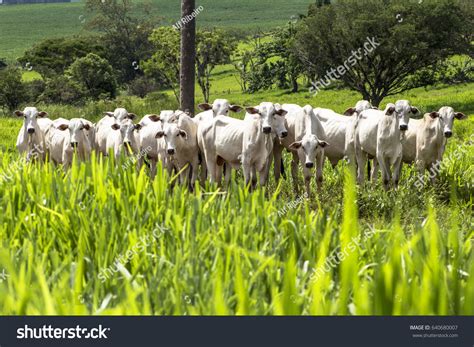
[15,98,466,194]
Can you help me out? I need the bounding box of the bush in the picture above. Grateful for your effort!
[0,66,26,112]
[127,76,157,98]
[40,76,84,105]
[66,53,117,101]
[23,79,46,104]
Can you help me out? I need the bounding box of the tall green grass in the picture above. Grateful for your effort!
[0,148,472,315]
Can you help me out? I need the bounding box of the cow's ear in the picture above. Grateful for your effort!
[134,124,142,131]
[14,110,24,117]
[289,141,302,150]
[455,112,467,120]
[275,108,288,117]
[83,123,91,131]
[246,107,259,115]
[229,105,243,113]
[179,129,188,139]
[38,111,48,118]
[411,107,419,114]
[386,106,396,115]
[429,112,439,119]
[104,112,114,117]
[127,113,137,120]
[148,114,160,122]
[344,107,357,116]
[155,131,164,138]
[318,141,329,148]
[57,124,69,131]
[198,103,212,111]
[111,124,120,130]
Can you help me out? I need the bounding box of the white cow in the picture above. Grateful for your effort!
[105,118,141,159]
[199,102,287,188]
[287,105,328,195]
[402,106,467,164]
[137,114,169,178]
[195,99,243,123]
[15,107,52,161]
[47,118,93,168]
[415,107,467,179]
[156,112,199,188]
[354,100,417,189]
[95,108,137,155]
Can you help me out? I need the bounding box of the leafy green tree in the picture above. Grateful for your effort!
[0,67,26,112]
[142,27,181,103]
[144,27,236,103]
[85,0,158,84]
[196,30,236,102]
[40,76,84,105]
[18,36,105,78]
[295,0,473,106]
[66,53,117,100]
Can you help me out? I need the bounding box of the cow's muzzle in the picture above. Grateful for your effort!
[27,128,35,134]
[263,127,272,134]
[70,142,78,148]
[399,124,408,131]
[280,131,288,138]
[305,162,314,169]
[444,131,452,138]
[167,149,175,155]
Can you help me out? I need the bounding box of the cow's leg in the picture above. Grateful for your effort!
[291,152,300,193]
[303,166,312,198]
[251,166,257,190]
[216,163,224,187]
[206,158,218,185]
[316,151,324,190]
[370,158,379,181]
[224,165,232,187]
[259,162,269,187]
[392,156,402,188]
[356,151,367,185]
[242,154,252,188]
[377,155,390,191]
[273,144,283,183]
[190,157,200,190]
[150,159,157,179]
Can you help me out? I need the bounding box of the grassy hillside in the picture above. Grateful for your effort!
[0,0,313,61]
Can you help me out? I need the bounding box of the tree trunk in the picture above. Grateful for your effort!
[180,0,196,116]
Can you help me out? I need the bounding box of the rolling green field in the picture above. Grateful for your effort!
[0,0,313,61]
[0,82,473,315]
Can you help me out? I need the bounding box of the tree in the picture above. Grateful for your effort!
[195,30,236,102]
[0,67,26,112]
[66,53,117,100]
[180,0,196,115]
[18,36,105,78]
[143,27,181,103]
[85,0,158,83]
[295,0,473,106]
[144,27,235,103]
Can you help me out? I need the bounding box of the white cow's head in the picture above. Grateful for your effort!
[198,99,243,117]
[15,107,48,135]
[289,134,328,169]
[434,106,467,138]
[111,119,141,152]
[246,102,288,137]
[155,122,187,156]
[57,118,91,149]
[394,100,418,131]
[343,100,376,116]
[104,108,137,122]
